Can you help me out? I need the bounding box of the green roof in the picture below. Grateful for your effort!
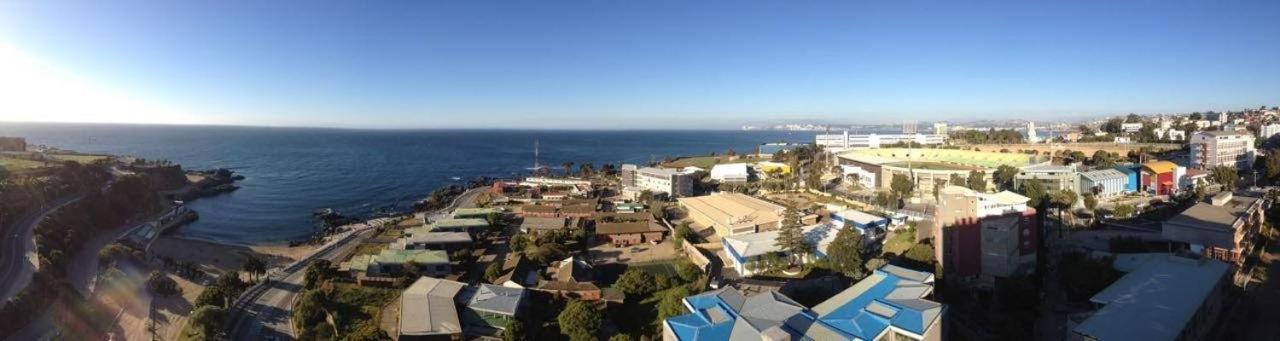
[373,249,450,265]
[339,255,373,273]
[452,208,499,218]
[430,218,490,230]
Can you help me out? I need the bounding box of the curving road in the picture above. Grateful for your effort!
[0,194,82,306]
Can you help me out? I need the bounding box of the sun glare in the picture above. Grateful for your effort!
[0,43,211,125]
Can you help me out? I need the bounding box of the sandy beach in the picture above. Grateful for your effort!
[148,236,318,276]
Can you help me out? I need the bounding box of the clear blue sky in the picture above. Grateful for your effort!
[2,0,1278,129]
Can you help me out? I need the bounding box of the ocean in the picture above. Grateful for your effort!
[0,123,810,245]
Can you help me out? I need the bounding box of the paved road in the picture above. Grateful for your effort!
[0,194,82,305]
[229,227,375,341]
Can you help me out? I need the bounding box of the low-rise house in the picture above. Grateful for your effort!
[830,209,889,242]
[1181,168,1209,191]
[722,222,848,277]
[536,256,604,301]
[493,255,538,289]
[677,193,786,236]
[661,265,943,341]
[400,276,527,340]
[709,163,750,183]
[396,231,473,252]
[595,213,666,247]
[399,276,467,340]
[613,202,645,213]
[1113,165,1140,192]
[519,203,596,219]
[426,218,491,232]
[340,249,451,285]
[1073,254,1230,341]
[452,207,500,219]
[1078,168,1129,198]
[1162,192,1264,265]
[519,217,569,233]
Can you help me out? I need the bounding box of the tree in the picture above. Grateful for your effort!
[1113,204,1136,218]
[825,221,866,280]
[890,173,914,200]
[994,165,1019,191]
[1020,178,1047,208]
[614,269,657,295]
[190,305,227,337]
[579,163,594,178]
[293,289,328,329]
[774,208,811,266]
[484,262,503,283]
[148,271,180,296]
[1210,165,1238,189]
[504,320,526,341]
[1051,190,1078,233]
[242,255,267,283]
[558,300,602,341]
[656,286,692,321]
[609,334,636,341]
[949,173,966,188]
[562,162,575,176]
[673,222,692,246]
[510,233,530,253]
[966,170,986,192]
[675,262,701,283]
[1083,194,1099,219]
[874,191,894,210]
[1267,150,1280,183]
[1091,150,1115,168]
[304,260,333,290]
[1102,118,1124,133]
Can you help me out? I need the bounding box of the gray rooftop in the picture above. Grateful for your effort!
[1074,254,1230,341]
[400,276,466,336]
[458,284,526,316]
[1079,169,1127,182]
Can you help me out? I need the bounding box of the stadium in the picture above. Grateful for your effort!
[837,148,1046,192]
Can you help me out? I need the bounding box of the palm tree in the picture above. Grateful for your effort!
[562,162,575,177]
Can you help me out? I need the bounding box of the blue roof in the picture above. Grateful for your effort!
[809,265,942,339]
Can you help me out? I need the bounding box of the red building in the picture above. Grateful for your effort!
[1141,161,1179,196]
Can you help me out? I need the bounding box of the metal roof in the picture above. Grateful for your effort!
[1074,255,1229,341]
[400,276,466,336]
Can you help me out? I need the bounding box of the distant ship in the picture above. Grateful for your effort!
[450,176,462,181]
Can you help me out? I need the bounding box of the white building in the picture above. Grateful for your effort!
[1165,129,1186,141]
[1078,169,1130,198]
[1260,124,1280,140]
[933,122,949,136]
[620,164,696,198]
[709,163,750,183]
[814,131,946,149]
[1114,136,1131,144]
[1121,122,1143,133]
[1026,121,1039,143]
[1190,131,1256,170]
[841,165,876,189]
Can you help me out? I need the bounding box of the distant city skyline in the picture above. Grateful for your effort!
[2,1,1279,129]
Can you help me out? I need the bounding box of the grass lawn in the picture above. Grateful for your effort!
[326,283,400,337]
[0,156,50,172]
[882,230,916,257]
[47,153,111,163]
[351,242,386,257]
[376,228,404,239]
[597,260,690,287]
[660,155,768,169]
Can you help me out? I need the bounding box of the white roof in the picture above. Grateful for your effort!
[711,163,750,177]
[400,276,466,336]
[1074,255,1230,341]
[1079,169,1128,182]
[723,223,844,258]
[834,210,886,226]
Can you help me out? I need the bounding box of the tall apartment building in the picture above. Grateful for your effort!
[0,137,26,152]
[933,186,1038,282]
[620,164,695,198]
[1261,123,1280,140]
[933,122,948,136]
[814,131,946,149]
[1190,131,1256,170]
